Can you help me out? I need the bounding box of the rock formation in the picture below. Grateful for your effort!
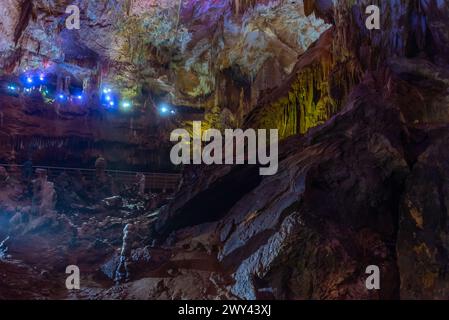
[1,0,449,300]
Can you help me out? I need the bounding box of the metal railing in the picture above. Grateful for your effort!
[0,164,182,192]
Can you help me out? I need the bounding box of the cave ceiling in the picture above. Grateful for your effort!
[0,0,330,116]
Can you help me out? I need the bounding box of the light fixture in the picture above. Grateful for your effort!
[160,103,169,114]
[121,101,132,109]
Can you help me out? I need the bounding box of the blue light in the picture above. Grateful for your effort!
[77,95,83,100]
[39,74,45,81]
[26,77,33,84]
[121,101,131,109]
[7,85,16,91]
[103,88,112,94]
[159,103,176,116]
[160,105,168,113]
[109,101,115,106]
[57,93,69,104]
[105,95,111,101]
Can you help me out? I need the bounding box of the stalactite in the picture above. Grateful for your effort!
[231,0,282,15]
[246,0,432,139]
[249,32,346,139]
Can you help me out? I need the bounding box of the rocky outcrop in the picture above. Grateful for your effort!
[0,0,331,168]
[245,28,339,137]
[147,0,449,300]
[398,127,449,299]
[1,0,329,115]
[0,95,174,169]
[155,76,411,299]
[246,0,449,138]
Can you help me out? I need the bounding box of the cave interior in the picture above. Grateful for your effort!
[1,0,449,300]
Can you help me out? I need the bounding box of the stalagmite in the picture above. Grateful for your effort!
[32,169,56,216]
[115,223,136,283]
[0,236,10,259]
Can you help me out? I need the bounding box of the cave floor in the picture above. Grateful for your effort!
[0,183,233,300]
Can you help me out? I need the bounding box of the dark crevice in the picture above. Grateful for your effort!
[14,0,34,45]
[156,165,263,238]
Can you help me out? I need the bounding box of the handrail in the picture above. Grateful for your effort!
[0,164,181,177]
[0,163,182,190]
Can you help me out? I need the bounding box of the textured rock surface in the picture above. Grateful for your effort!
[0,95,173,169]
[148,0,449,300]
[398,127,449,299]
[155,77,410,299]
[2,0,449,300]
[0,0,329,168]
[1,0,329,116]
